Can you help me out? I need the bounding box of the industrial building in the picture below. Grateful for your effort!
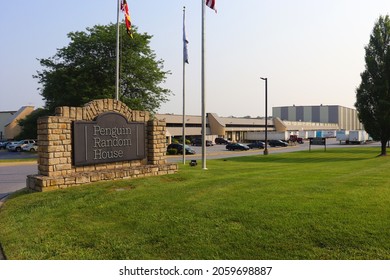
[157,110,340,143]
[1,104,360,143]
[0,110,17,140]
[272,105,362,131]
[0,106,35,140]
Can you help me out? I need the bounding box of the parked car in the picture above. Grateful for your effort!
[7,139,36,152]
[215,137,230,145]
[226,143,250,151]
[268,140,288,147]
[0,141,9,150]
[191,138,213,146]
[5,141,18,150]
[289,135,304,144]
[167,143,196,155]
[22,143,38,152]
[247,141,265,149]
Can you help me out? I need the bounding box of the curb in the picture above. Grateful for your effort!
[0,161,37,167]
[0,194,9,260]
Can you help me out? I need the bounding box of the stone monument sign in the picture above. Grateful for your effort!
[27,99,177,192]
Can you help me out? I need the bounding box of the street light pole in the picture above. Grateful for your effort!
[260,77,269,155]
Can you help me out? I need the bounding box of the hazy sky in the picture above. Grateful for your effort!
[1,0,390,117]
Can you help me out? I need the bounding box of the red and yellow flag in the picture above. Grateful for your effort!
[121,0,133,38]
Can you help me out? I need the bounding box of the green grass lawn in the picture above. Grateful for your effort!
[0,147,389,260]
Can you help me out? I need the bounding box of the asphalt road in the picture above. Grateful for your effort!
[0,150,38,199]
[0,150,38,160]
[0,163,37,200]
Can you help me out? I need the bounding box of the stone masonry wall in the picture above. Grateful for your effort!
[27,99,177,191]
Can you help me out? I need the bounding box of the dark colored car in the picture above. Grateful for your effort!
[191,138,213,146]
[268,140,288,147]
[0,141,8,150]
[215,137,230,145]
[167,143,196,155]
[289,135,304,144]
[247,141,265,149]
[226,143,250,151]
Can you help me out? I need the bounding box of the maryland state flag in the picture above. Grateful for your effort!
[206,0,217,12]
[121,0,133,38]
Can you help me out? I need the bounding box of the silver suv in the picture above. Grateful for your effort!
[7,139,36,152]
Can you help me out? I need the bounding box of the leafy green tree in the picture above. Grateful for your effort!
[34,24,171,113]
[355,15,390,156]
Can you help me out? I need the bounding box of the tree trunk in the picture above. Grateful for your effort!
[380,140,387,156]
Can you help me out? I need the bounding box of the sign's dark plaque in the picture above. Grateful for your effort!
[73,112,145,166]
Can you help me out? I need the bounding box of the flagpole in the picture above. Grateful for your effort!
[182,6,187,165]
[201,0,207,170]
[115,0,121,101]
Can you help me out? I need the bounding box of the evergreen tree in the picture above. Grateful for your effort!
[355,15,390,156]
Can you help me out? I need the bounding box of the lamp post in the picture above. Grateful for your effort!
[260,77,269,155]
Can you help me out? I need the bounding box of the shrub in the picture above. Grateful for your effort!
[167,148,178,155]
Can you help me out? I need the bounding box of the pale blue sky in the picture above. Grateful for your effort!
[1,1,390,117]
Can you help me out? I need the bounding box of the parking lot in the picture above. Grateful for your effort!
[167,141,306,163]
[166,139,382,163]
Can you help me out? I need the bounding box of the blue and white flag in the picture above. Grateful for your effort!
[183,8,189,64]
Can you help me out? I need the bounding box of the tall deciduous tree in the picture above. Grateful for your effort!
[355,15,390,156]
[34,24,171,113]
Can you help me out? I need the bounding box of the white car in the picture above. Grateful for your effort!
[5,141,18,150]
[22,143,38,152]
[7,139,36,152]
